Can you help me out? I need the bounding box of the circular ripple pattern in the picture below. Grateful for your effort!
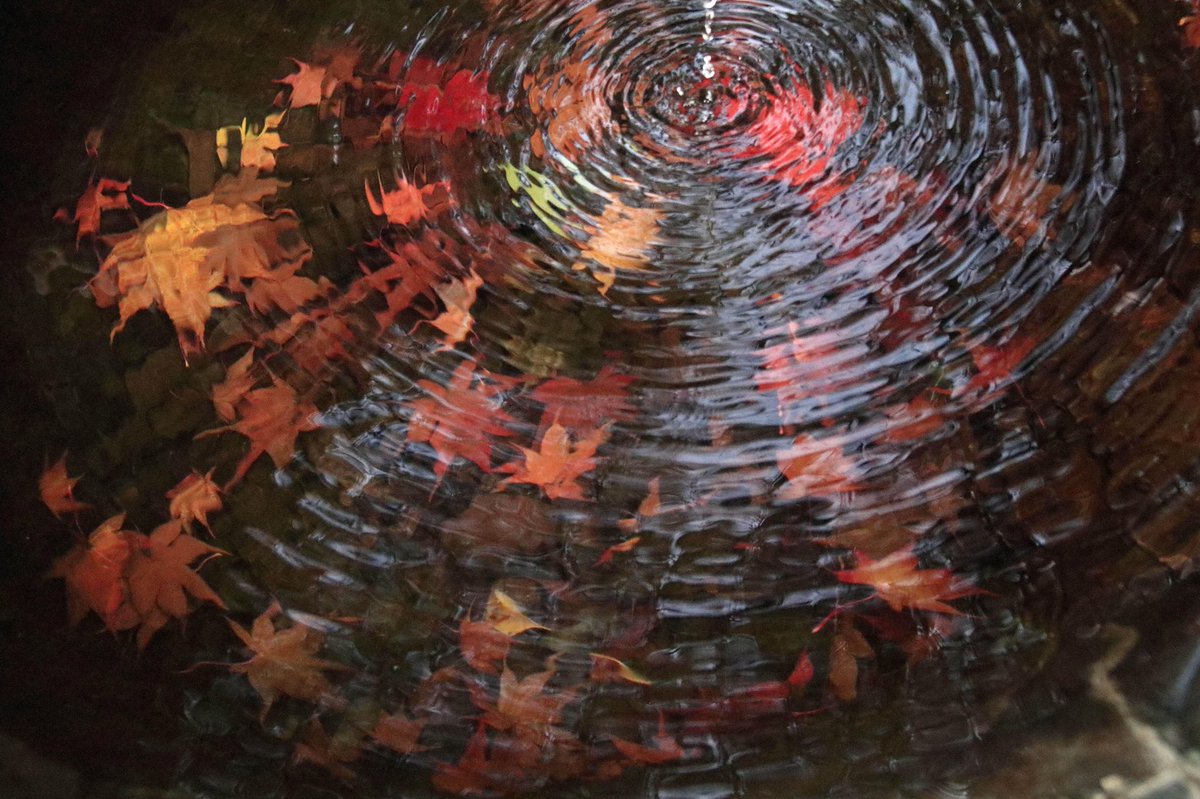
[76,0,1200,796]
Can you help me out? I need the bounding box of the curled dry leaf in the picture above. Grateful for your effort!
[589,654,652,686]
[39,453,92,518]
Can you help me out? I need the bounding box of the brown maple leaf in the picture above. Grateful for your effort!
[47,514,139,631]
[474,660,576,735]
[589,653,652,685]
[126,519,226,649]
[828,619,874,702]
[833,546,984,616]
[166,470,222,535]
[529,365,636,434]
[371,710,428,755]
[200,376,319,487]
[407,362,516,484]
[431,724,495,795]
[499,421,609,501]
[228,602,344,721]
[39,453,92,518]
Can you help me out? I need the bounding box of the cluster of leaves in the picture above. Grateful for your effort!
[43,467,225,649]
[37,32,1009,796]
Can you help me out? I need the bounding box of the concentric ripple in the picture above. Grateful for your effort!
[49,0,1200,795]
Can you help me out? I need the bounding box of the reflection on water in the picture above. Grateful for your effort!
[6,0,1200,796]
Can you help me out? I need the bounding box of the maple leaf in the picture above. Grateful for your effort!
[67,176,130,246]
[610,712,688,765]
[127,519,226,649]
[986,155,1070,248]
[228,603,344,721]
[572,198,661,295]
[201,376,319,487]
[525,61,616,161]
[754,321,843,427]
[406,362,516,483]
[47,514,139,631]
[833,547,984,616]
[355,237,452,330]
[364,176,450,226]
[427,271,483,347]
[244,262,329,316]
[828,620,873,702]
[736,80,863,194]
[371,710,428,755]
[39,453,92,517]
[475,661,576,735]
[166,470,222,534]
[210,349,258,422]
[276,59,332,108]
[397,68,501,141]
[89,194,304,359]
[787,651,814,693]
[459,588,547,673]
[500,421,609,501]
[529,365,636,434]
[238,112,287,172]
[775,434,861,501]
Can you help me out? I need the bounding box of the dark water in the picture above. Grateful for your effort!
[3,0,1200,797]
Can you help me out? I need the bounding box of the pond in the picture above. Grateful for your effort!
[2,0,1200,797]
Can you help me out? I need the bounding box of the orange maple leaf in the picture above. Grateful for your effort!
[406,362,516,483]
[237,112,287,173]
[371,710,428,755]
[960,335,1037,399]
[276,59,333,108]
[47,514,139,631]
[500,421,609,501]
[166,470,222,535]
[126,519,226,649]
[475,662,576,734]
[39,453,92,517]
[364,176,450,226]
[201,376,319,487]
[210,349,258,422]
[228,603,344,721]
[833,547,984,616]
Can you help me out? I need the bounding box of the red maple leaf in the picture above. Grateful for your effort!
[407,362,516,483]
[397,67,501,141]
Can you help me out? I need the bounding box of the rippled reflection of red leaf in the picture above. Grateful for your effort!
[737,81,863,193]
[397,67,500,141]
[530,365,636,434]
[610,712,688,765]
